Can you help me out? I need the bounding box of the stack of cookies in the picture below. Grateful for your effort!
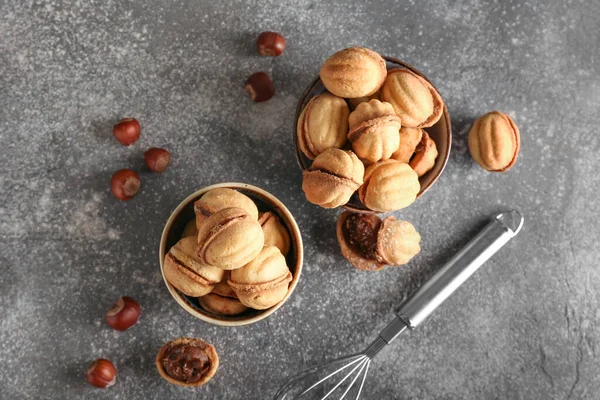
[299,47,442,213]
[163,188,293,314]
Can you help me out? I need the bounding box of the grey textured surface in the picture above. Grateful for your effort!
[0,0,599,399]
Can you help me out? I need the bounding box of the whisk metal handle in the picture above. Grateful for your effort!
[396,210,524,329]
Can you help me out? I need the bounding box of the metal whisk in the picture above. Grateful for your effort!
[274,210,524,400]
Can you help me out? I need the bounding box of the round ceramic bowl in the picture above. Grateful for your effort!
[159,182,303,326]
[294,55,452,214]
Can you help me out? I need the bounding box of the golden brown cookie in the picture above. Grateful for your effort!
[198,278,248,316]
[228,246,292,310]
[259,212,291,256]
[163,237,224,297]
[297,93,350,160]
[348,99,401,164]
[181,219,198,239]
[409,131,438,177]
[348,90,381,111]
[194,188,258,231]
[358,160,420,212]
[391,127,424,163]
[468,111,520,172]
[196,207,264,270]
[155,337,219,387]
[380,68,443,128]
[302,148,364,208]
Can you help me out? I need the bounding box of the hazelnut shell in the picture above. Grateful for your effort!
[358,160,420,212]
[302,148,364,208]
[196,207,264,270]
[297,93,350,160]
[163,237,225,297]
[409,131,438,177]
[391,127,424,163]
[381,68,443,128]
[348,99,401,163]
[468,111,520,172]
[228,246,292,310]
[259,212,291,256]
[320,47,387,98]
[336,212,386,271]
[155,337,219,387]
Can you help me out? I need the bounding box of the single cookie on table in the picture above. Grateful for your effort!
[194,188,259,231]
[337,212,421,271]
[196,207,264,270]
[163,236,224,297]
[259,211,291,256]
[199,277,248,316]
[468,111,520,172]
[391,127,424,163]
[320,47,387,98]
[156,337,219,387]
[297,92,350,160]
[302,148,364,209]
[380,68,443,128]
[181,219,198,239]
[358,160,420,212]
[348,99,401,164]
[228,246,292,310]
[409,131,438,177]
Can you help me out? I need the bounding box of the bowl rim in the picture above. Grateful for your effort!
[159,182,304,326]
[293,54,452,214]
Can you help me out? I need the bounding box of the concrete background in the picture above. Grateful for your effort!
[1,0,599,399]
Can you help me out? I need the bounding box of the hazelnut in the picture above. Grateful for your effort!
[348,99,401,164]
[302,148,364,209]
[110,169,140,201]
[259,211,291,256]
[194,188,259,232]
[297,93,350,160]
[196,207,264,270]
[409,131,438,177]
[156,338,219,387]
[163,237,225,297]
[358,160,420,212]
[245,72,274,102]
[380,68,443,128]
[256,31,286,56]
[86,359,117,388]
[181,219,198,239]
[144,148,171,173]
[106,296,141,331]
[348,90,381,111]
[391,127,424,163]
[199,279,248,316]
[468,111,520,172]
[113,118,140,146]
[337,212,421,271]
[320,47,387,98]
[228,246,292,310]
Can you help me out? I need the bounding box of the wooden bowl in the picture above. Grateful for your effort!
[159,183,303,326]
[294,55,452,214]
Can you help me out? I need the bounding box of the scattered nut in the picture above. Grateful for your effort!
[302,148,364,208]
[110,169,140,201]
[228,246,292,309]
[144,148,171,173]
[256,31,286,56]
[113,118,141,146]
[163,236,225,297]
[348,99,401,164]
[297,93,350,160]
[106,296,141,331]
[381,68,443,128]
[196,207,264,270]
[409,131,438,177]
[337,212,421,271]
[86,359,117,388]
[391,127,424,163]
[358,160,420,212]
[320,47,387,98]
[156,338,219,387]
[245,72,275,102]
[468,111,520,172]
